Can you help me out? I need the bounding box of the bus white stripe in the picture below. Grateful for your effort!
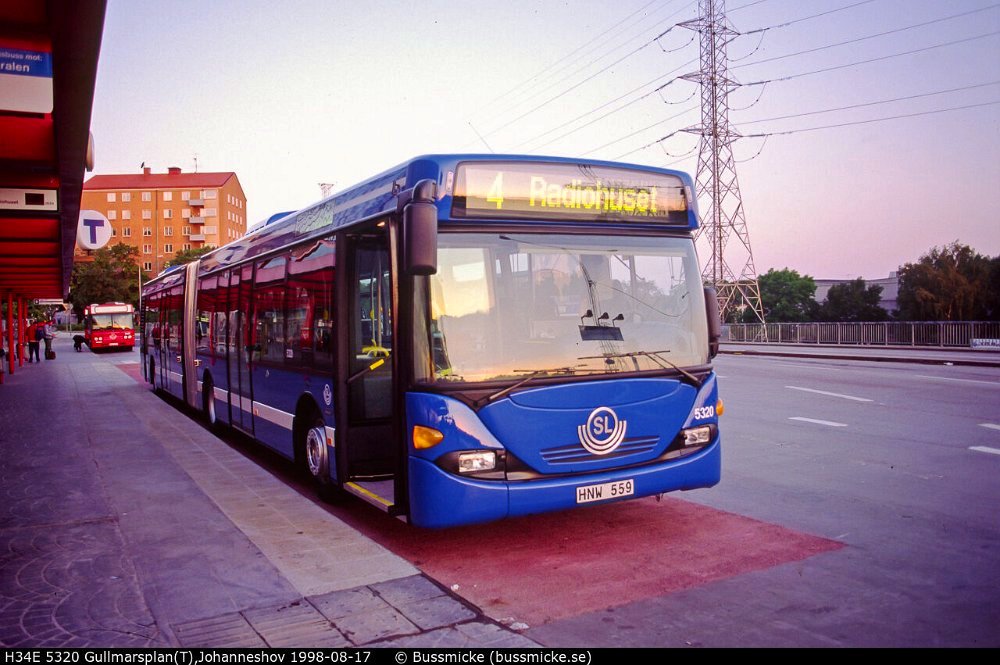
[252,401,294,430]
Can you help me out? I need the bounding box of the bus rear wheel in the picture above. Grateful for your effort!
[303,416,340,503]
[202,376,218,427]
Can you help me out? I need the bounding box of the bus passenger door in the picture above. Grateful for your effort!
[337,227,398,510]
[228,265,255,434]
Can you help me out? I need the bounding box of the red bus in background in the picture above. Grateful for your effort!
[84,302,136,351]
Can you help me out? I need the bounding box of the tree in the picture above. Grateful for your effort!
[896,243,997,321]
[818,278,887,322]
[750,268,818,322]
[69,243,146,319]
[165,245,215,267]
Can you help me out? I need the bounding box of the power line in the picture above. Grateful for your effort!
[743,100,1000,138]
[519,62,696,152]
[584,104,699,156]
[476,0,668,119]
[478,5,699,140]
[742,0,880,35]
[728,0,771,12]
[736,4,1000,69]
[737,80,1000,126]
[743,30,1000,86]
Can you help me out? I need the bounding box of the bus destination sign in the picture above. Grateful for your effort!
[452,162,689,224]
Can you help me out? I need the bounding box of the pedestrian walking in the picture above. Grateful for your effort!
[27,321,42,363]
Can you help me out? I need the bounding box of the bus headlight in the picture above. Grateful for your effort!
[458,451,496,474]
[682,425,712,447]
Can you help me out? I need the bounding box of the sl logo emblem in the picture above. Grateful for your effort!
[578,406,627,456]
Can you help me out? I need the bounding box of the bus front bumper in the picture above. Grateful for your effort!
[407,437,720,528]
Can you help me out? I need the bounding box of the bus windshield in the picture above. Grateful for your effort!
[428,232,708,384]
[90,313,132,330]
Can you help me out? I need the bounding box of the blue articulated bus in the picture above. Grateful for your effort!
[141,155,723,528]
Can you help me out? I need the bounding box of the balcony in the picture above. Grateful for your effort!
[188,198,205,207]
[189,216,205,224]
[189,233,206,241]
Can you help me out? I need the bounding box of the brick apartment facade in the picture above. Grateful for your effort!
[80,166,247,274]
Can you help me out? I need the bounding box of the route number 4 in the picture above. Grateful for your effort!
[486,173,504,209]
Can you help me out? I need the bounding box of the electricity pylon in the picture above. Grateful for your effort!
[679,0,765,326]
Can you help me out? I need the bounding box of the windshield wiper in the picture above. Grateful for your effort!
[577,349,704,388]
[474,365,588,408]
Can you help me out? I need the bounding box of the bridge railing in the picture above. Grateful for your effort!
[723,322,1000,348]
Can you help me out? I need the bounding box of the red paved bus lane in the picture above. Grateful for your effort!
[339,495,843,628]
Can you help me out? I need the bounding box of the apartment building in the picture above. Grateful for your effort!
[80,166,247,274]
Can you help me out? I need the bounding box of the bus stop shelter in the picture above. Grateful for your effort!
[0,0,105,382]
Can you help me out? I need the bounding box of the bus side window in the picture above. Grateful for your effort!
[287,236,336,369]
[254,254,287,364]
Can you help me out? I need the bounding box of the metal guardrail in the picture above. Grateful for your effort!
[723,322,1000,348]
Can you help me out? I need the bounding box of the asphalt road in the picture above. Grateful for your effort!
[527,354,1000,647]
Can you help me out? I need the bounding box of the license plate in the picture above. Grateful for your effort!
[576,479,634,504]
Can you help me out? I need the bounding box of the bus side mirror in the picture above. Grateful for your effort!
[403,179,438,276]
[704,286,721,358]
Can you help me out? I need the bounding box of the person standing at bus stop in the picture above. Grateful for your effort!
[42,320,55,359]
[27,320,42,363]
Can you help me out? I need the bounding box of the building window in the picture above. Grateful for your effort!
[143,227,152,236]
[110,228,116,237]
[182,208,191,219]
[122,192,131,202]
[163,192,173,202]
[182,226,191,236]
[183,243,191,251]
[163,227,173,237]
[202,189,217,199]
[107,210,117,220]
[123,227,132,237]
[181,191,190,201]
[164,243,173,253]
[203,208,217,217]
[142,209,152,219]
[142,244,152,254]
[163,209,173,219]
[121,210,131,220]
[142,192,151,202]
[106,192,116,202]
[143,261,152,272]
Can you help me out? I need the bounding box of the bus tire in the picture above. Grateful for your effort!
[302,415,340,503]
[202,375,218,428]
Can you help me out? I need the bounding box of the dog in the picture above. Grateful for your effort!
[73,334,86,352]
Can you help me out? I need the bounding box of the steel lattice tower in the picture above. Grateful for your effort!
[679,0,765,325]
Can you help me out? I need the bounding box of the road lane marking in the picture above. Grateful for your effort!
[969,446,1000,456]
[789,417,847,427]
[915,375,1000,387]
[978,423,1000,431]
[785,385,873,402]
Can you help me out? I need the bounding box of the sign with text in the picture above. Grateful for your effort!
[452,162,689,224]
[77,210,112,250]
[0,47,53,113]
[0,187,57,212]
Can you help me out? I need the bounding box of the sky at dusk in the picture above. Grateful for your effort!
[88,0,1000,280]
